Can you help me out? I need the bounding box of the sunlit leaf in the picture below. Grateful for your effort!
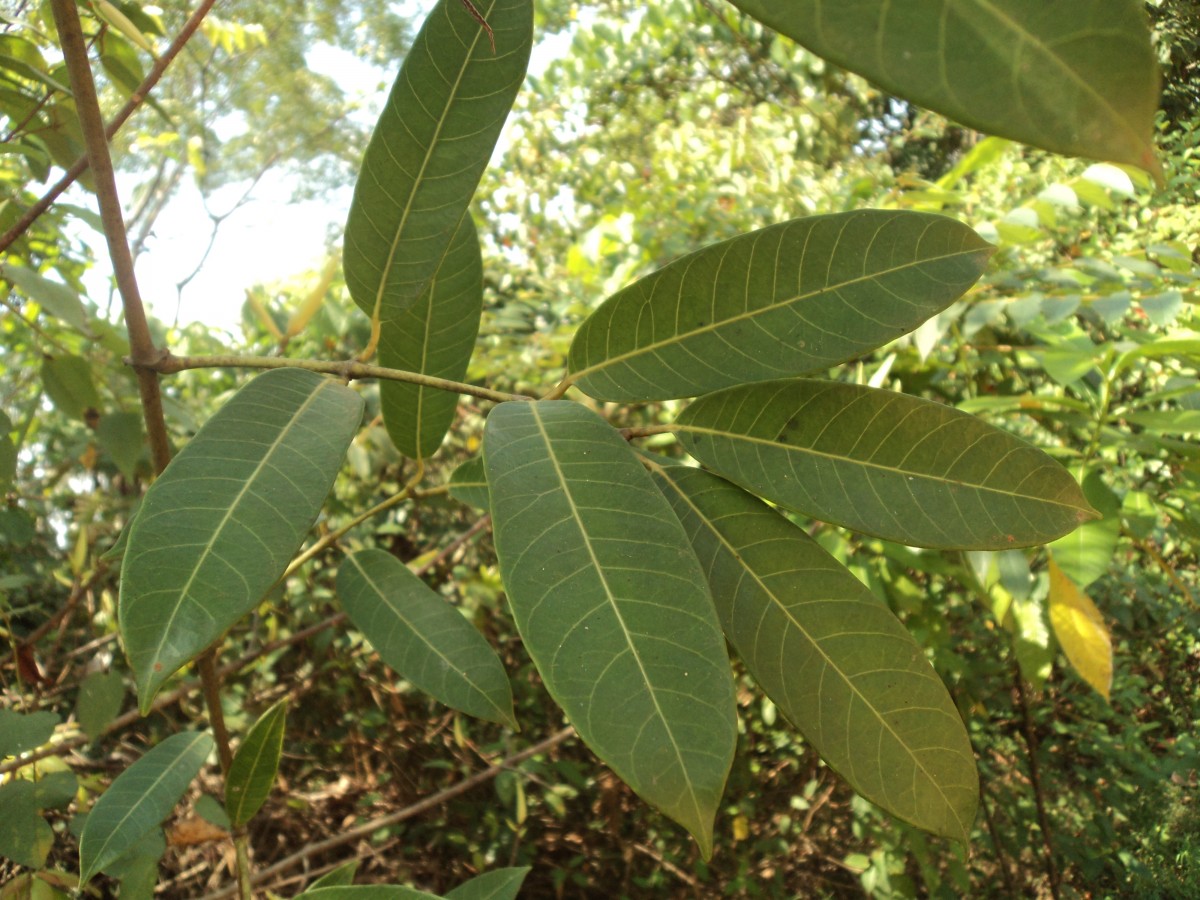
[1047,470,1120,587]
[380,215,483,458]
[568,211,993,401]
[484,400,736,856]
[1047,557,1112,700]
[120,368,364,710]
[727,0,1160,174]
[79,731,213,884]
[675,379,1097,549]
[648,459,978,842]
[337,550,516,728]
[444,867,530,900]
[344,0,532,323]
[225,700,287,827]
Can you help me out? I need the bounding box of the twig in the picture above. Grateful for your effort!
[1012,668,1062,899]
[147,352,532,404]
[198,727,576,900]
[0,0,218,255]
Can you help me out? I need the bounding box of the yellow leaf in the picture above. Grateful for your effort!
[1048,556,1112,700]
[285,254,339,338]
[732,814,749,842]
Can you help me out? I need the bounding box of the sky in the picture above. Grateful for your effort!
[79,7,574,337]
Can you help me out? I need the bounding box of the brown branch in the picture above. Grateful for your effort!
[199,727,575,900]
[0,0,217,255]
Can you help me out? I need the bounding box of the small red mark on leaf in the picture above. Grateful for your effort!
[154,663,164,672]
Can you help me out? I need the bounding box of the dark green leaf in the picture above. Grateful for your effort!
[448,456,488,510]
[337,550,515,728]
[297,888,442,899]
[567,211,993,401]
[0,709,59,757]
[484,400,736,856]
[444,867,530,900]
[79,731,213,884]
[380,214,483,458]
[42,354,100,420]
[225,699,287,827]
[344,0,532,322]
[675,379,1097,549]
[308,861,360,889]
[0,411,15,491]
[649,459,978,842]
[727,0,1160,172]
[120,368,364,709]
[76,671,125,741]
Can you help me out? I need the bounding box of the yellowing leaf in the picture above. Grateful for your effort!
[1047,557,1112,700]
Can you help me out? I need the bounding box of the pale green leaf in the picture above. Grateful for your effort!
[97,411,145,480]
[225,700,287,827]
[727,0,1160,173]
[336,549,515,728]
[648,459,978,842]
[297,887,442,899]
[79,731,213,884]
[444,867,530,900]
[380,214,483,458]
[675,379,1097,549]
[308,862,359,889]
[484,400,736,856]
[567,210,993,401]
[120,368,364,710]
[448,455,488,510]
[0,780,54,868]
[344,0,532,322]
[76,671,125,741]
[1,263,90,334]
[42,354,100,420]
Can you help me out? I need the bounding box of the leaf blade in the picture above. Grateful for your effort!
[343,0,532,322]
[379,215,483,458]
[649,459,978,841]
[79,731,213,884]
[120,368,364,710]
[484,401,736,856]
[567,211,993,401]
[727,0,1160,173]
[337,549,516,728]
[225,700,288,827]
[1047,556,1112,700]
[675,379,1096,549]
[444,867,531,900]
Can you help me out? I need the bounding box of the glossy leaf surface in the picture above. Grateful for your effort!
[484,400,736,856]
[676,379,1096,549]
[727,0,1159,173]
[380,214,483,458]
[337,549,516,728]
[344,0,532,322]
[120,368,363,709]
[225,700,288,827]
[649,459,978,841]
[444,867,530,900]
[567,211,993,401]
[79,731,213,883]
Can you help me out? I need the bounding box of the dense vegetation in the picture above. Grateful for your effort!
[1,1,1197,897]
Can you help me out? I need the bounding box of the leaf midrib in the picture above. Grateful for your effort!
[673,423,1084,512]
[648,460,966,838]
[570,225,988,384]
[531,405,705,832]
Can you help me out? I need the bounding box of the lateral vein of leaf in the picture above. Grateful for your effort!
[530,406,706,830]
[571,239,985,382]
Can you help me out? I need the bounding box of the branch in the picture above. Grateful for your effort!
[147,352,532,404]
[0,0,217,255]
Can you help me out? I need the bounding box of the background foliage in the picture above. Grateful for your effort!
[2,0,1198,897]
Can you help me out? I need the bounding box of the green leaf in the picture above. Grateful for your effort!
[0,411,15,491]
[97,411,145,480]
[648,459,978,842]
[1,263,90,334]
[448,455,488,510]
[343,0,532,323]
[120,368,364,710]
[102,829,165,900]
[79,731,213,884]
[337,549,515,728]
[727,0,1160,173]
[225,699,287,827]
[675,379,1097,549]
[444,867,530,900]
[1047,470,1120,588]
[0,780,55,868]
[76,671,125,741]
[297,888,442,899]
[0,709,59,757]
[380,214,483,458]
[308,861,360,889]
[567,211,993,401]
[484,400,736,856]
[42,354,101,420]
